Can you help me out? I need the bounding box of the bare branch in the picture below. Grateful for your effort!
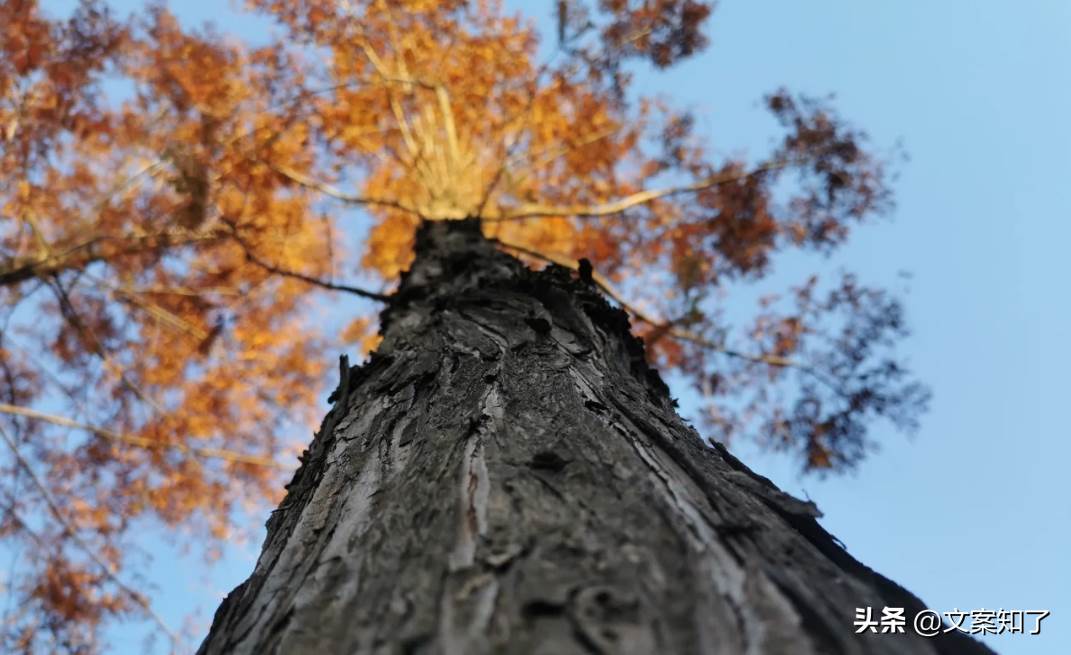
[0,402,290,470]
[349,32,421,160]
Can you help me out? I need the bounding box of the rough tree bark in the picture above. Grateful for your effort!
[198,220,993,655]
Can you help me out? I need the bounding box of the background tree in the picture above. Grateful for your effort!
[0,0,926,651]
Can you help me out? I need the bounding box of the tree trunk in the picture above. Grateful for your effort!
[198,220,992,655]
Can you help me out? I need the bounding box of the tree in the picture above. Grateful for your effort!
[199,219,990,654]
[2,0,929,651]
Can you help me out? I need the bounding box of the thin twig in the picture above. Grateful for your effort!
[245,250,391,301]
[505,124,619,186]
[224,226,390,302]
[0,425,181,650]
[49,278,168,416]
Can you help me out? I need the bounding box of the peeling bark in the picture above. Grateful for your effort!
[198,220,993,655]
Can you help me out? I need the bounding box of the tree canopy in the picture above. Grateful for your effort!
[0,0,927,650]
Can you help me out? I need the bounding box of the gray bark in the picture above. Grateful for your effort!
[198,220,993,655]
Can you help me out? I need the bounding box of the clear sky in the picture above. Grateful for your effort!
[32,1,1071,653]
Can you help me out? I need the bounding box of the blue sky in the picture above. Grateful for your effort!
[647,3,1071,654]
[30,1,1071,653]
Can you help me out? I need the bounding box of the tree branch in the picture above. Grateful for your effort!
[0,227,228,289]
[225,226,390,302]
[0,402,290,470]
[263,160,424,217]
[485,161,786,221]
[104,284,211,342]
